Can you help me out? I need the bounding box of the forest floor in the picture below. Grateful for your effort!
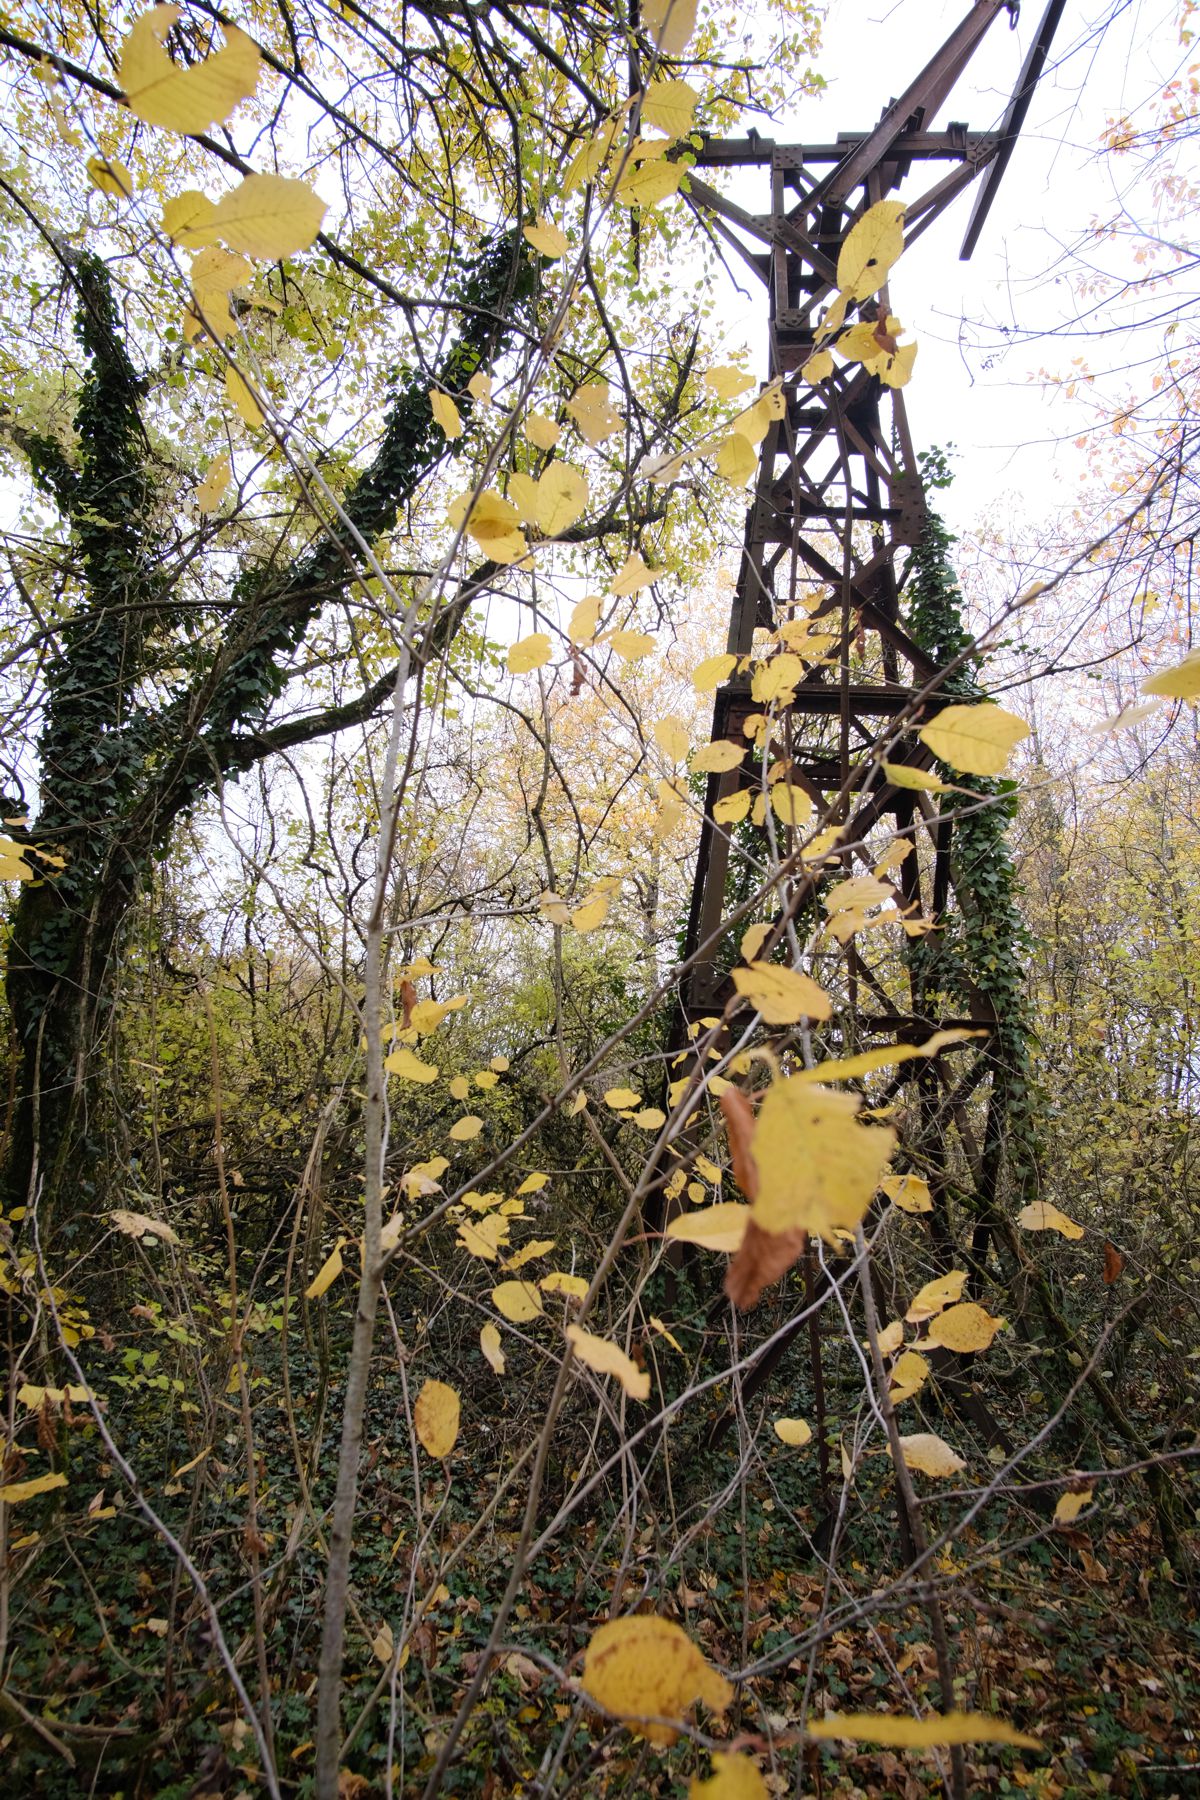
[4,1334,1199,1798]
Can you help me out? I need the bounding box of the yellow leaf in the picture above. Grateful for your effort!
[515,1173,549,1195]
[384,1047,439,1083]
[923,1301,1007,1353]
[882,1172,933,1213]
[918,703,1030,777]
[608,629,656,660]
[751,650,804,704]
[690,1753,769,1800]
[581,1614,731,1745]
[456,1214,510,1260]
[823,874,893,915]
[305,1241,344,1300]
[611,551,656,595]
[836,200,906,300]
[877,1319,905,1356]
[571,891,610,934]
[119,6,260,134]
[898,1432,967,1478]
[372,1622,394,1664]
[640,0,699,54]
[449,1074,470,1100]
[536,463,589,535]
[752,1082,896,1243]
[566,1325,651,1399]
[449,1115,483,1142]
[1141,648,1200,698]
[665,1202,749,1252]
[905,1270,968,1323]
[197,454,231,514]
[713,789,751,825]
[567,380,622,445]
[459,489,527,564]
[881,761,954,794]
[773,1417,812,1446]
[1054,1487,1094,1524]
[632,1106,667,1130]
[704,364,755,400]
[523,217,571,259]
[508,632,552,674]
[162,188,217,246]
[540,1270,588,1299]
[467,371,492,403]
[430,389,462,439]
[197,173,329,262]
[732,961,831,1025]
[111,1208,180,1246]
[225,364,263,428]
[616,158,685,208]
[808,1710,1037,1749]
[876,340,918,388]
[652,716,690,762]
[568,593,604,645]
[1017,1200,1084,1240]
[641,77,698,137]
[741,922,771,962]
[691,738,744,774]
[414,1378,460,1458]
[563,117,622,194]
[692,652,737,692]
[492,1279,544,1322]
[888,1349,931,1404]
[525,411,561,450]
[411,996,462,1032]
[802,349,834,385]
[798,1029,978,1090]
[604,1086,642,1110]
[0,1471,68,1504]
[770,783,811,827]
[86,155,133,198]
[505,1237,555,1271]
[480,1322,506,1374]
[0,835,35,881]
[731,394,778,447]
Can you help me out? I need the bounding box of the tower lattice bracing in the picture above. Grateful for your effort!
[677,0,1063,1023]
[662,5,1064,1449]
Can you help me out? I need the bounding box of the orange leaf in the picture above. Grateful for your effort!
[724,1216,807,1311]
[718,1087,759,1201]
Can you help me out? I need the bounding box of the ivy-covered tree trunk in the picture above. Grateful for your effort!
[2,236,535,1224]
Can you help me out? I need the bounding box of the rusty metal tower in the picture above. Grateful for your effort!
[675,0,1064,1029]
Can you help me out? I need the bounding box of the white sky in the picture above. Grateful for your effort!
[715,0,1191,536]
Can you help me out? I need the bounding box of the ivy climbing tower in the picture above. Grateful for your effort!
[667,0,1063,1335]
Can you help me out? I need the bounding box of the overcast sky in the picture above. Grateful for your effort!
[714,0,1191,536]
